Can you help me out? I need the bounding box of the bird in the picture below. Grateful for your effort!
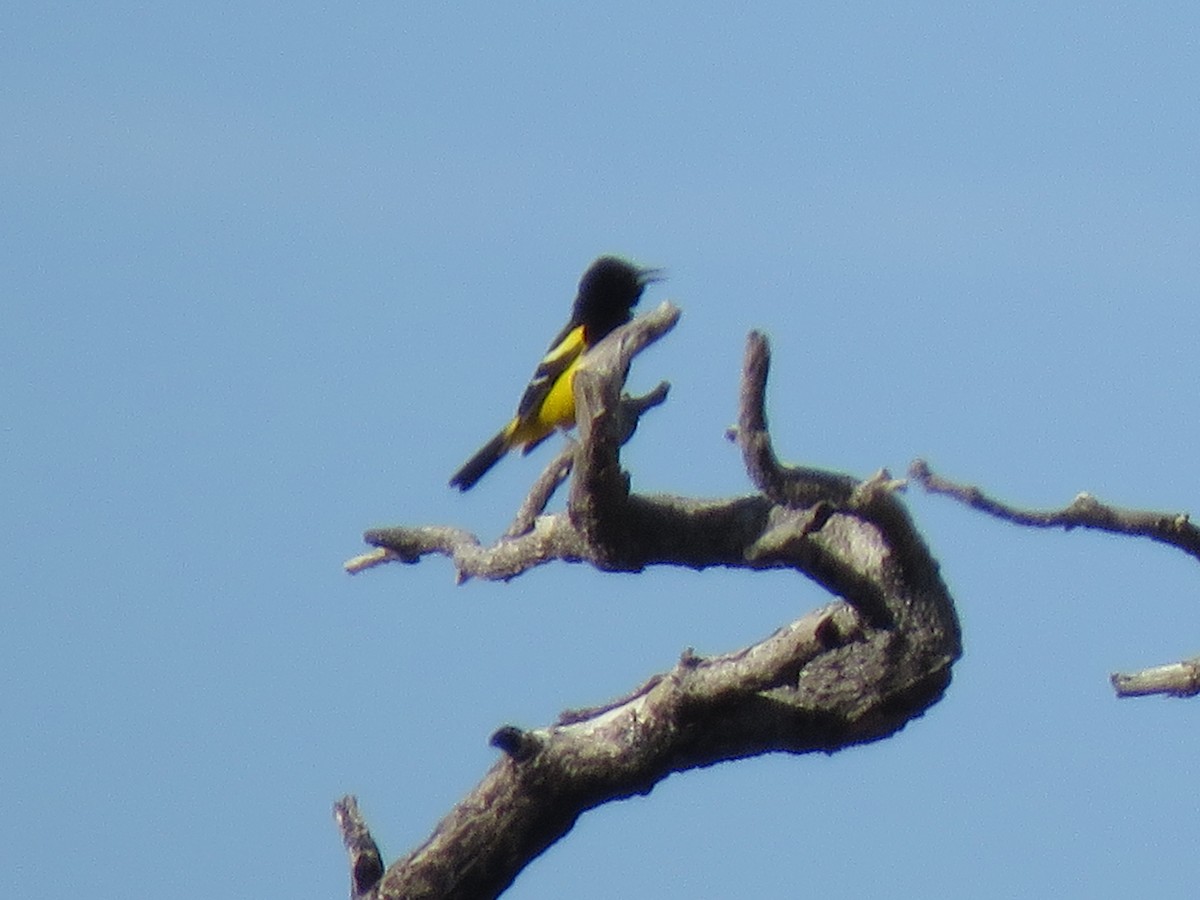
[449,255,661,491]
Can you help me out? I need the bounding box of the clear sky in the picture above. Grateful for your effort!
[5,3,1200,897]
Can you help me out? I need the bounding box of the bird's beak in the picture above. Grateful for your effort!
[638,267,665,286]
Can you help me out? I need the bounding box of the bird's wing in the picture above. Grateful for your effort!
[514,323,587,422]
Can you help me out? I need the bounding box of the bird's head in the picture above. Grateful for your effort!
[573,256,663,339]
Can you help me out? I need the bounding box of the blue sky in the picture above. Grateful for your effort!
[5,3,1200,897]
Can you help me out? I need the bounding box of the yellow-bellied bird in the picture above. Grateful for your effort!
[449,255,661,490]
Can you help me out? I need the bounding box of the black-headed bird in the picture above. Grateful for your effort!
[449,255,661,490]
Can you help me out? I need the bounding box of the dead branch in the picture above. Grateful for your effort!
[911,458,1200,698]
[334,796,385,899]
[341,310,961,899]
[1111,657,1200,698]
[909,459,1200,561]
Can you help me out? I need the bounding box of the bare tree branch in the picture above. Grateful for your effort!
[909,459,1200,561]
[501,382,670,539]
[348,302,682,583]
[735,330,859,510]
[334,796,384,899]
[910,458,1200,698]
[341,310,961,898]
[1111,657,1200,698]
[501,440,576,539]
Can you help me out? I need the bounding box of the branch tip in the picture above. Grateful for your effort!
[334,795,385,898]
[679,647,702,668]
[1112,658,1200,698]
[344,547,401,574]
[490,725,542,761]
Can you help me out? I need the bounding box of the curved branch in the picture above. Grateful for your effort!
[343,317,962,898]
[736,330,858,509]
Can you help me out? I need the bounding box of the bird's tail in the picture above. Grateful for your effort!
[449,430,511,491]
